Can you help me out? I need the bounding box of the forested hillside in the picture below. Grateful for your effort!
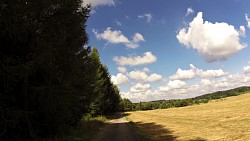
[0,1,121,140]
[121,86,250,111]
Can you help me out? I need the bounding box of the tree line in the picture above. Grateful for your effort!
[121,86,250,111]
[0,0,122,140]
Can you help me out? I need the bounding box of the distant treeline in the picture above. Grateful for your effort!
[120,86,250,111]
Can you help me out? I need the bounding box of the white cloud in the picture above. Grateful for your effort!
[159,80,187,92]
[200,79,212,86]
[138,13,152,23]
[167,80,187,89]
[243,66,250,74]
[170,64,196,80]
[133,33,145,43]
[143,67,150,72]
[196,68,227,78]
[147,73,163,82]
[115,20,122,26]
[214,81,229,88]
[113,52,157,66]
[130,83,151,93]
[246,14,250,29]
[185,7,194,17]
[93,27,129,44]
[93,27,145,48]
[119,62,250,102]
[117,67,127,74]
[111,73,129,85]
[239,26,246,37]
[170,64,226,80]
[177,12,247,62]
[128,70,162,82]
[82,0,115,7]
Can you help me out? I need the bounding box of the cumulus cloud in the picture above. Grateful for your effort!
[93,27,129,44]
[143,67,150,72]
[170,64,196,80]
[82,0,115,7]
[246,14,250,29]
[113,52,157,66]
[93,27,145,48]
[138,13,152,23]
[111,73,129,85]
[200,79,212,86]
[130,83,151,93]
[117,66,127,74]
[177,12,247,62]
[167,80,187,89]
[185,7,194,17]
[196,68,227,78]
[128,70,162,82]
[121,71,250,102]
[170,64,227,80]
[159,80,187,92]
[243,66,250,74]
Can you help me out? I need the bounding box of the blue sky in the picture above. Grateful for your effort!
[83,0,250,102]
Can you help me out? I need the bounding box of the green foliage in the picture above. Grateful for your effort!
[124,86,250,112]
[120,98,133,111]
[88,48,121,116]
[0,1,121,140]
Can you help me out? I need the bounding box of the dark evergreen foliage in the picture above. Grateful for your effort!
[0,1,122,140]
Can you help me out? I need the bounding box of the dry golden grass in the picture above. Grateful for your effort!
[127,93,250,141]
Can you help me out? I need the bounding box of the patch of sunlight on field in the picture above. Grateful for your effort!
[127,93,250,141]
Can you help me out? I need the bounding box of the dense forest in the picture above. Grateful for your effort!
[121,86,250,111]
[0,0,122,140]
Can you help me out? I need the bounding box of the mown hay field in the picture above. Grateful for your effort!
[127,93,250,141]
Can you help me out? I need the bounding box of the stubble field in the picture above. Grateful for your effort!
[126,93,250,141]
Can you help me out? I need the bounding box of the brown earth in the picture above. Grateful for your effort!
[92,113,140,141]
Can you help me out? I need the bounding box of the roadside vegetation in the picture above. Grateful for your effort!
[126,93,250,141]
[35,116,107,141]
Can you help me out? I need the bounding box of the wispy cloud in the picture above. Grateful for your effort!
[114,20,122,26]
[185,7,194,17]
[245,14,250,29]
[82,0,116,7]
[138,13,153,23]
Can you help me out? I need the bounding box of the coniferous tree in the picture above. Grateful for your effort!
[0,0,91,140]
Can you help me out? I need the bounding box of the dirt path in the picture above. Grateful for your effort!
[92,113,140,141]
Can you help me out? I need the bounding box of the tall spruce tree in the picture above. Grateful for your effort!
[0,0,91,140]
[89,48,121,116]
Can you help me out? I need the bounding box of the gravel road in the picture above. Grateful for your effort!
[92,113,140,141]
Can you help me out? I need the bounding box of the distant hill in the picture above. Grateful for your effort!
[193,86,250,100]
[123,86,250,111]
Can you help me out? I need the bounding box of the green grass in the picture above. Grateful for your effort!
[37,116,108,141]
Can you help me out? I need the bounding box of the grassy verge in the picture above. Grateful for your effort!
[37,116,108,141]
